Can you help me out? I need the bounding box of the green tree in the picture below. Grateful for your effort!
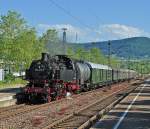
[110,57,120,68]
[39,29,62,55]
[14,29,44,68]
[90,48,107,64]
[39,29,58,45]
[67,47,75,58]
[74,48,87,60]
[0,11,25,63]
[0,10,44,70]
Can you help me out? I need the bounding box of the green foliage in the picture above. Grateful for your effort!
[39,29,60,55]
[66,47,121,68]
[4,73,15,82]
[67,44,150,74]
[0,10,44,70]
[90,48,107,64]
[67,47,75,58]
[14,29,44,68]
[0,11,26,61]
[40,29,59,44]
[74,48,87,60]
[0,77,26,89]
[123,60,150,74]
[110,57,121,68]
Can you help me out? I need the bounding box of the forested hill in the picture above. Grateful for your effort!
[70,37,150,59]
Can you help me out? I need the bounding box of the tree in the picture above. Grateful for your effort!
[90,48,107,64]
[39,29,58,45]
[110,57,120,68]
[0,11,25,63]
[39,29,61,55]
[14,29,44,68]
[67,47,75,58]
[74,48,87,60]
[0,10,44,70]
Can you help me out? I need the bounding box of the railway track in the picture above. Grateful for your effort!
[0,86,101,120]
[42,82,140,129]
[0,80,121,120]
[0,104,25,114]
[0,99,69,120]
[0,79,143,129]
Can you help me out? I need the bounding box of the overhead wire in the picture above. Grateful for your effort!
[87,8,104,26]
[48,0,96,31]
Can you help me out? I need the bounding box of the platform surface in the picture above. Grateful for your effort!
[91,79,150,129]
[0,85,23,101]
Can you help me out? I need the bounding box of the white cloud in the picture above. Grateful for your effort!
[98,24,150,40]
[37,23,150,42]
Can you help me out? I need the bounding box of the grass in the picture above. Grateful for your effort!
[0,78,27,89]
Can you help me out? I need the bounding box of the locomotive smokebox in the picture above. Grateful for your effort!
[41,53,49,61]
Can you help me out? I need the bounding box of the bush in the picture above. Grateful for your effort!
[4,73,15,82]
[0,77,27,89]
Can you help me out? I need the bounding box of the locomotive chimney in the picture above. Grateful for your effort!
[41,53,48,61]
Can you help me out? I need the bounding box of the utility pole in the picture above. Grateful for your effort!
[128,56,130,83]
[108,40,111,67]
[107,40,111,89]
[62,28,67,55]
[141,63,143,75]
[75,32,78,43]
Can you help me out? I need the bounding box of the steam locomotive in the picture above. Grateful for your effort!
[17,53,137,103]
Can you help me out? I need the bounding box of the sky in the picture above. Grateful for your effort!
[0,0,150,42]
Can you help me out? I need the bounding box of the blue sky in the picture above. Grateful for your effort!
[0,0,150,42]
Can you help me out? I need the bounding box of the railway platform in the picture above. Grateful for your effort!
[0,85,24,107]
[91,79,150,129]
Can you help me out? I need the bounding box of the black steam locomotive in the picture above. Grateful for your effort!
[18,53,137,103]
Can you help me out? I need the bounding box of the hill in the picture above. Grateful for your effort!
[69,37,150,59]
